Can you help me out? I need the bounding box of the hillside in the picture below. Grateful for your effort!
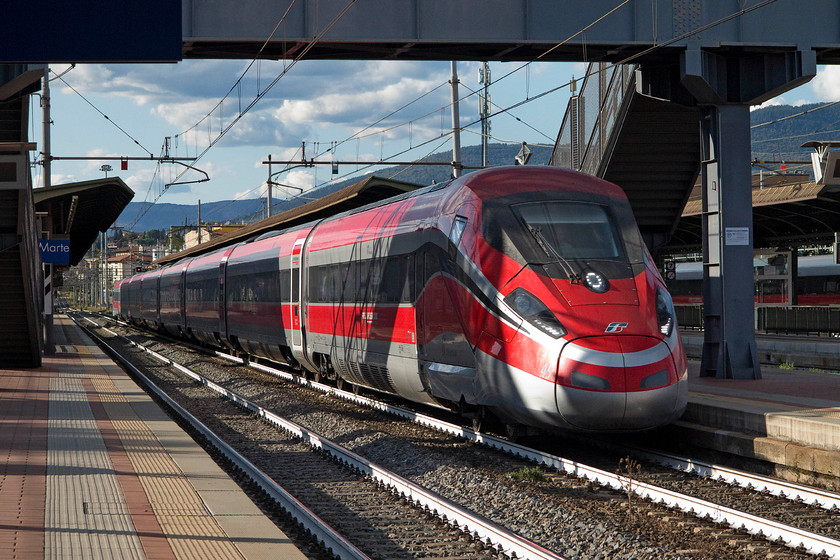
[750,102,840,164]
[116,103,837,233]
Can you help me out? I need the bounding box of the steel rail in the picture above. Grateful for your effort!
[75,316,370,560]
[623,445,840,511]
[84,315,566,560]
[225,345,840,558]
[93,314,840,557]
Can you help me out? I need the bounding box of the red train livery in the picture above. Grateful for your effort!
[115,167,687,432]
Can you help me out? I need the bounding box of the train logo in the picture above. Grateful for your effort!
[115,166,688,433]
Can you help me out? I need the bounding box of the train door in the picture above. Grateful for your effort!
[179,268,187,334]
[290,238,304,353]
[218,248,235,342]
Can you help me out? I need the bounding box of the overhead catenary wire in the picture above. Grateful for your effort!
[132,0,357,228]
[168,0,358,188]
[52,70,155,157]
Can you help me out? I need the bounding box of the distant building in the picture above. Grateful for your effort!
[182,224,245,250]
[108,252,153,281]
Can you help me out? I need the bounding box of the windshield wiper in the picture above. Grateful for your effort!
[527,225,581,283]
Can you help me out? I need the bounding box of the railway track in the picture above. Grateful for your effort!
[75,313,558,560]
[78,312,840,559]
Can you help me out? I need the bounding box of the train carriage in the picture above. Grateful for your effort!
[112,279,123,317]
[122,274,141,323]
[183,247,237,346]
[139,268,163,329]
[303,184,441,403]
[158,260,190,337]
[225,227,311,364]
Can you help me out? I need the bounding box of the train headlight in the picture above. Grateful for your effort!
[505,288,567,338]
[641,368,670,389]
[583,270,609,293]
[655,287,676,337]
[571,371,611,391]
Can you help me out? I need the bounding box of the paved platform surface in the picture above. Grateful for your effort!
[670,332,840,478]
[0,315,308,560]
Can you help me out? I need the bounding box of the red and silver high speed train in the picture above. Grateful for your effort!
[114,166,687,432]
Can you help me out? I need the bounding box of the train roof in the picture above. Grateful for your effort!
[154,175,423,267]
[460,166,626,201]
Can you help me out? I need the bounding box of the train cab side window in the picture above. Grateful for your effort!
[449,216,468,258]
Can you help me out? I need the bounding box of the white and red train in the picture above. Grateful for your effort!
[114,167,687,432]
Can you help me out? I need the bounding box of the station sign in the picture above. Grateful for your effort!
[39,239,70,265]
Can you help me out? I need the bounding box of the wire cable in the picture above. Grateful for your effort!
[168,0,358,188]
[750,100,840,130]
[174,0,299,139]
[459,82,555,142]
[52,70,155,157]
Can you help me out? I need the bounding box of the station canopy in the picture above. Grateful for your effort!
[33,178,134,266]
[666,174,840,253]
[155,175,424,266]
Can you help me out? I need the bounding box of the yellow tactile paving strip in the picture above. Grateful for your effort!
[46,377,145,560]
[88,373,243,560]
[54,317,307,560]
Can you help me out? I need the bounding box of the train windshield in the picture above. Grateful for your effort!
[515,202,623,261]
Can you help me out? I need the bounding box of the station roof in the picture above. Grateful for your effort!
[33,177,134,266]
[665,174,840,253]
[155,175,424,266]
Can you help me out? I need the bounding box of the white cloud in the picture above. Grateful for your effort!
[810,66,840,102]
[47,58,573,205]
[752,96,787,110]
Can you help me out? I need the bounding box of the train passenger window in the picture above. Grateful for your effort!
[403,256,414,303]
[308,266,322,303]
[279,267,291,302]
[357,260,371,302]
[341,261,356,302]
[379,257,402,304]
[318,267,330,303]
[370,259,382,300]
[328,265,340,301]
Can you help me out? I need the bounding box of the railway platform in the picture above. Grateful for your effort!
[660,331,840,481]
[0,315,308,560]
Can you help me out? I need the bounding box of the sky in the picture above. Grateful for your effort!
[29,56,840,229]
[35,59,585,226]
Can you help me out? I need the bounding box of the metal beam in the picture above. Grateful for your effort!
[679,46,816,379]
[181,0,840,64]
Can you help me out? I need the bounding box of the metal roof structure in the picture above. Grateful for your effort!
[33,178,134,266]
[666,174,840,253]
[155,175,425,266]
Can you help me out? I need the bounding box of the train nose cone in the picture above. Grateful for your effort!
[555,336,685,431]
